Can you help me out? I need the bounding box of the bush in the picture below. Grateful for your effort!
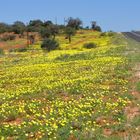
[16,47,27,52]
[100,32,106,37]
[107,32,115,37]
[55,54,70,61]
[9,35,16,40]
[83,42,97,49]
[41,38,59,52]
[9,47,27,52]
[9,49,15,53]
[94,26,102,32]
[0,48,4,55]
[0,34,16,41]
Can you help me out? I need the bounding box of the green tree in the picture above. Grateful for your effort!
[65,27,76,43]
[29,20,43,27]
[11,21,26,35]
[39,27,52,39]
[0,23,10,33]
[67,17,82,30]
[28,20,43,32]
[94,26,102,32]
[91,21,97,30]
[43,20,53,27]
[50,25,59,39]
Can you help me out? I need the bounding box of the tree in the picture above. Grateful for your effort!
[0,23,10,33]
[50,25,59,39]
[91,21,102,32]
[41,38,59,52]
[29,20,43,27]
[39,25,59,40]
[67,17,82,30]
[54,25,65,34]
[29,35,35,44]
[85,26,89,30]
[91,21,97,30]
[39,27,52,39]
[65,27,76,43]
[43,20,53,27]
[94,26,102,32]
[28,20,43,32]
[11,21,26,35]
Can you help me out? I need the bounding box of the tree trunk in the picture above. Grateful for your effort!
[27,32,29,47]
[53,34,55,40]
[69,35,71,43]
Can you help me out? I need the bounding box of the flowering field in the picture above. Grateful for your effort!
[0,31,133,139]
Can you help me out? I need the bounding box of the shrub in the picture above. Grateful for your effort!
[55,54,70,61]
[0,48,4,55]
[0,34,16,41]
[9,35,16,40]
[83,42,97,49]
[0,35,9,41]
[16,47,27,52]
[107,32,115,37]
[9,47,27,52]
[9,49,15,53]
[100,32,106,37]
[41,38,59,52]
[94,26,102,32]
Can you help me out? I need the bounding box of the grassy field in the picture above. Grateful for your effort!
[0,31,139,139]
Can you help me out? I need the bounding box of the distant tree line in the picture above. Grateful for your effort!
[0,18,102,35]
[0,18,102,51]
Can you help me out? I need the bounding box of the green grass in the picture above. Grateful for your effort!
[0,30,135,139]
[136,82,140,92]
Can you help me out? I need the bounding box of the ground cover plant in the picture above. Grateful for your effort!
[0,30,139,139]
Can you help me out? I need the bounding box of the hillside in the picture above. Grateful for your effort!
[0,30,139,139]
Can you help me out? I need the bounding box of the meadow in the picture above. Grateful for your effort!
[0,30,139,139]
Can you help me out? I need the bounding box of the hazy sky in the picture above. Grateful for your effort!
[0,0,140,32]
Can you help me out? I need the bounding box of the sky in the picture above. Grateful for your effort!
[0,0,140,32]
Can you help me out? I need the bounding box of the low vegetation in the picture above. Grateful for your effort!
[83,42,97,49]
[0,48,4,55]
[0,18,139,139]
[136,82,140,91]
[0,34,16,41]
[41,38,59,52]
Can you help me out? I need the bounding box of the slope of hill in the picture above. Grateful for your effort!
[0,31,139,139]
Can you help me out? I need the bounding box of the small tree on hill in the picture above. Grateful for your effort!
[0,23,10,33]
[65,27,76,43]
[91,21,102,32]
[39,27,52,39]
[91,21,97,30]
[12,21,26,35]
[50,25,59,40]
[28,20,44,32]
[67,17,82,30]
[29,20,43,27]
[43,20,53,27]
[29,35,35,44]
[94,26,102,32]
